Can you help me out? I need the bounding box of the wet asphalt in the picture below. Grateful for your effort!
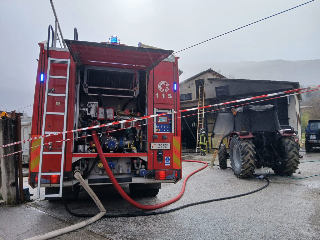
[1,150,320,239]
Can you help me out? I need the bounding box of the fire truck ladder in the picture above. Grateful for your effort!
[37,57,70,198]
[196,85,205,152]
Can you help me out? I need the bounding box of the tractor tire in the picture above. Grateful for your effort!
[229,136,256,178]
[272,137,300,176]
[305,142,312,153]
[129,183,160,197]
[218,144,228,169]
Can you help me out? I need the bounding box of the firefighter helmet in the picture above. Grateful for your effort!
[1,111,8,119]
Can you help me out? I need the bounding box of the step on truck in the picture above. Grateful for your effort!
[29,30,182,199]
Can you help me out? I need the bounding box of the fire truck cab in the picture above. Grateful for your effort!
[29,33,182,199]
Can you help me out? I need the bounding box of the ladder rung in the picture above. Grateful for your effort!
[43,152,62,155]
[43,194,61,198]
[48,93,66,97]
[49,76,67,79]
[50,58,69,64]
[46,112,65,115]
[41,172,61,176]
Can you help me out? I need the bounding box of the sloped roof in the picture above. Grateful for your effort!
[180,68,226,84]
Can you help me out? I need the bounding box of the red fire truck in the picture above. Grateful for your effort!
[29,32,182,199]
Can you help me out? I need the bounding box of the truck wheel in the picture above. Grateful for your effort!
[273,137,299,176]
[305,142,312,153]
[229,136,256,178]
[129,183,160,197]
[218,144,228,169]
[45,186,80,201]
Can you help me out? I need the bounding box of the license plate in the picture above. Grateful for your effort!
[310,135,316,139]
[150,143,171,150]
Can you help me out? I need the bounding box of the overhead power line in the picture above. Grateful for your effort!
[174,0,316,54]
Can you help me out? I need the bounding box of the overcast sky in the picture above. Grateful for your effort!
[0,0,318,115]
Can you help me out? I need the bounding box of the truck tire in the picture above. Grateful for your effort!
[129,183,160,197]
[218,144,228,169]
[273,137,300,176]
[229,136,256,178]
[305,142,312,153]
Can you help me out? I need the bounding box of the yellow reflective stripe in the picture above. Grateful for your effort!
[173,137,181,168]
[173,137,180,151]
[31,138,41,152]
[30,136,41,171]
[30,154,40,171]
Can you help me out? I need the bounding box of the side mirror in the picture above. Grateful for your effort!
[305,128,307,132]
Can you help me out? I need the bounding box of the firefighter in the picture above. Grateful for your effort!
[199,128,207,156]
[1,111,8,119]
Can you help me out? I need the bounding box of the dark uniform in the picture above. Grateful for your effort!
[199,130,207,156]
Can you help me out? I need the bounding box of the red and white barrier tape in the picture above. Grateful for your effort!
[1,87,318,159]
[1,85,319,150]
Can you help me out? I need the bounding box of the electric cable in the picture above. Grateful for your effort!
[288,174,320,180]
[175,0,316,54]
[15,104,33,112]
[299,159,320,163]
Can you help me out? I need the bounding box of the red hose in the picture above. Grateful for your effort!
[92,131,208,210]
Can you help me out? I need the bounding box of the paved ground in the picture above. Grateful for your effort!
[1,150,320,240]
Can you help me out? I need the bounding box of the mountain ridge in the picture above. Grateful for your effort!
[207,59,320,85]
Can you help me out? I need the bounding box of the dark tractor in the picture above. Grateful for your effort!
[305,120,320,152]
[212,105,300,178]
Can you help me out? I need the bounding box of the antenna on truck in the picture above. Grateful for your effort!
[50,0,66,48]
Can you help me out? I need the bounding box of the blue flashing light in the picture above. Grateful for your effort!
[174,82,177,91]
[111,37,118,43]
[40,73,44,82]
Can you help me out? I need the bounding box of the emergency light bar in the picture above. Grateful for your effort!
[108,35,120,45]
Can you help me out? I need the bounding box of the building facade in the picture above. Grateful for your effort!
[180,70,301,150]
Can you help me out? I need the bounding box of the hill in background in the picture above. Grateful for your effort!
[210,59,320,85]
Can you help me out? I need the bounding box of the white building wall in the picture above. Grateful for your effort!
[287,95,301,144]
[180,72,224,101]
[21,118,32,164]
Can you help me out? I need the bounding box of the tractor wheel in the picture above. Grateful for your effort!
[218,144,228,169]
[305,142,312,153]
[229,136,256,178]
[272,137,300,176]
